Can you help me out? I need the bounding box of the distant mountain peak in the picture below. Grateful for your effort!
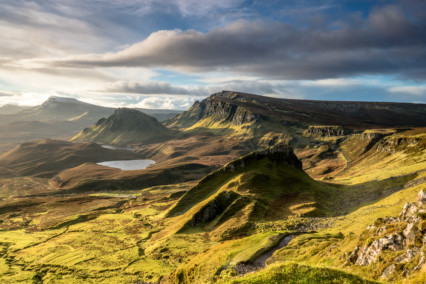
[43,96,82,105]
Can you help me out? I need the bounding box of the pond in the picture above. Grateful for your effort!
[101,144,138,151]
[97,160,155,170]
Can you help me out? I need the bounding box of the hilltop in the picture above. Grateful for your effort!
[72,108,175,146]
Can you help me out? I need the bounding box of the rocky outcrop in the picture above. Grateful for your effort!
[202,96,259,126]
[345,190,426,280]
[167,91,261,128]
[359,132,385,140]
[221,145,302,173]
[376,137,421,153]
[305,126,353,137]
[355,233,404,265]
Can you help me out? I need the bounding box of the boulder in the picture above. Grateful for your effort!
[380,264,395,279]
[393,249,416,264]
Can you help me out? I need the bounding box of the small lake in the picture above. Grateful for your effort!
[97,160,155,170]
[101,145,138,151]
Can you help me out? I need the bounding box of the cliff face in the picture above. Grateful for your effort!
[305,126,353,137]
[167,91,260,128]
[167,90,426,130]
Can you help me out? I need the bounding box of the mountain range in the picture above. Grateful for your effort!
[0,97,181,153]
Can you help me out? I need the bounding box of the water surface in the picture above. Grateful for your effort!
[101,144,138,151]
[97,160,155,170]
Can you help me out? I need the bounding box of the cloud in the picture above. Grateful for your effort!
[130,95,205,110]
[25,3,426,81]
[97,80,208,96]
[388,85,426,96]
[0,91,15,97]
[0,2,98,59]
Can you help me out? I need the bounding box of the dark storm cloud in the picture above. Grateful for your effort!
[31,3,426,80]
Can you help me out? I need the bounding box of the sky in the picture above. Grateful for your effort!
[0,0,426,109]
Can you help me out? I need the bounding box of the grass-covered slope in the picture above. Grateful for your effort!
[227,262,377,284]
[148,145,340,253]
[72,108,175,145]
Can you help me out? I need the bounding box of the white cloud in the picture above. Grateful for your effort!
[388,85,426,96]
[129,95,206,109]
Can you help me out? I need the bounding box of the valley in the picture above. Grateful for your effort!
[0,91,425,283]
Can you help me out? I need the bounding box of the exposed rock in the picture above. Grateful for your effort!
[305,126,352,137]
[222,145,302,173]
[393,249,416,264]
[417,190,426,204]
[355,234,404,265]
[343,246,359,265]
[360,132,385,140]
[348,189,425,280]
[376,137,420,153]
[403,223,417,245]
[380,264,395,279]
[400,202,420,223]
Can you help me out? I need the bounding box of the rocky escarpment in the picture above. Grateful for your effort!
[305,126,353,137]
[219,144,302,173]
[167,91,260,128]
[376,136,422,154]
[345,190,426,281]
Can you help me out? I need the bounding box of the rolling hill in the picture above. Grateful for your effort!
[0,139,141,178]
[72,108,175,146]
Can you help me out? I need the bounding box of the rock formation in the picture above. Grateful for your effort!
[345,190,426,280]
[305,126,353,137]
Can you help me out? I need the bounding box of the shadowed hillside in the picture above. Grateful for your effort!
[72,108,176,145]
[0,139,141,178]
